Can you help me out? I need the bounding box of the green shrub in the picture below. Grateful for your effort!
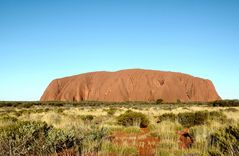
[14,111,22,117]
[178,112,196,127]
[0,115,18,123]
[157,111,226,127]
[0,115,18,127]
[208,148,223,156]
[0,121,77,155]
[177,111,225,128]
[46,128,76,152]
[208,125,239,155]
[212,100,239,107]
[106,107,117,116]
[80,115,95,121]
[177,99,181,104]
[117,110,149,128]
[156,99,163,104]
[34,108,46,113]
[82,127,109,153]
[224,108,238,112]
[209,111,227,122]
[194,111,209,125]
[55,108,65,113]
[17,102,34,108]
[158,113,176,123]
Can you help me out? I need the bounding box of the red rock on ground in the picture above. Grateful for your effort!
[40,69,221,103]
[176,128,194,149]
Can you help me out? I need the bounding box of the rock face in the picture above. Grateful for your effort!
[40,69,221,102]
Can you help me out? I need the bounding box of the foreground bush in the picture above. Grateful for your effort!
[117,110,149,128]
[208,125,239,156]
[0,121,77,156]
[81,126,109,154]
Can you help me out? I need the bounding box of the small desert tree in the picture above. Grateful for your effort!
[156,99,163,104]
[177,99,181,104]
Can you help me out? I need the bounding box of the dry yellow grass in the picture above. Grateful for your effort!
[0,103,239,156]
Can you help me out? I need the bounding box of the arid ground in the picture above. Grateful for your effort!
[0,101,238,156]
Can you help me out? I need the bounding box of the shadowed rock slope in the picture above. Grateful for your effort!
[40,69,221,102]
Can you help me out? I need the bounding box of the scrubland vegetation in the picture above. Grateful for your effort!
[0,100,238,156]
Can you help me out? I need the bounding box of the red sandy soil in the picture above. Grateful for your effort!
[55,149,76,156]
[111,128,160,156]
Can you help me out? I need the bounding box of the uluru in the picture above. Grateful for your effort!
[40,69,221,102]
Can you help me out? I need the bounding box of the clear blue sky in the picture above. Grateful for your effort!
[0,0,239,101]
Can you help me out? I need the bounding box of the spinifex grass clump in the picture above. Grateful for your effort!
[117,110,150,128]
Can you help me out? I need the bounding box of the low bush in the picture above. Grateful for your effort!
[157,113,176,123]
[208,148,223,156]
[208,125,239,155]
[14,111,22,117]
[17,102,35,108]
[82,126,109,153]
[178,111,227,127]
[224,108,238,112]
[0,115,18,123]
[211,100,239,107]
[106,107,117,116]
[0,115,18,127]
[158,111,226,128]
[54,108,65,113]
[194,111,209,125]
[0,121,77,156]
[178,112,197,127]
[80,115,95,121]
[117,110,149,128]
[209,111,227,122]
[156,99,163,104]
